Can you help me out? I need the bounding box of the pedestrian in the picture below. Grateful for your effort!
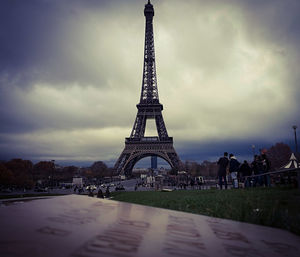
[217,152,229,189]
[78,187,84,194]
[239,160,252,188]
[257,155,265,186]
[251,155,259,187]
[190,178,195,189]
[261,153,271,187]
[229,153,240,189]
[97,188,104,198]
[105,186,110,198]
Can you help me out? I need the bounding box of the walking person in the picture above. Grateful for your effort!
[105,186,110,198]
[261,153,271,187]
[217,152,229,189]
[229,153,240,189]
[97,188,104,198]
[88,190,94,197]
[239,160,252,188]
[190,178,195,189]
[257,155,265,186]
[78,187,84,194]
[251,155,259,187]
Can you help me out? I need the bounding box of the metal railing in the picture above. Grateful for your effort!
[244,167,300,188]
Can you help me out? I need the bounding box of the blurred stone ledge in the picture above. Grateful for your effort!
[0,195,299,257]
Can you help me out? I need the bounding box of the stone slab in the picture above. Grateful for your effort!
[0,195,299,257]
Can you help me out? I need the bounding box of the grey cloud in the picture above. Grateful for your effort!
[0,0,299,163]
[0,0,142,89]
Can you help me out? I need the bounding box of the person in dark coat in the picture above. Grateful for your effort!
[251,155,259,187]
[239,160,252,188]
[105,186,110,198]
[261,153,271,187]
[190,178,195,189]
[229,154,240,188]
[78,187,84,194]
[97,188,104,198]
[256,155,265,186]
[217,152,229,189]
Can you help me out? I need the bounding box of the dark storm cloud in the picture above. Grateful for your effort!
[0,0,299,163]
[238,0,300,45]
[0,0,140,89]
[220,0,300,130]
[0,0,66,86]
[177,139,276,163]
[0,0,141,134]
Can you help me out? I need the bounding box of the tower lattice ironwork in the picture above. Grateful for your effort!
[114,0,181,176]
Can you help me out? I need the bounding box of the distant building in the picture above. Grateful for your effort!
[72,177,83,187]
[162,167,169,174]
[132,168,149,174]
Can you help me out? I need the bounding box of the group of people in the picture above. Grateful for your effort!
[73,184,110,198]
[217,152,271,189]
[96,187,110,199]
[73,185,84,194]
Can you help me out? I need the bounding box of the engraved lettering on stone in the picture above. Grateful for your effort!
[206,218,221,224]
[223,244,266,257]
[47,208,99,225]
[209,224,249,243]
[262,240,298,255]
[72,218,150,257]
[92,201,117,210]
[37,226,71,236]
[163,215,207,257]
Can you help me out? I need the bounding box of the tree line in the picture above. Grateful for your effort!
[0,142,293,189]
[0,160,113,189]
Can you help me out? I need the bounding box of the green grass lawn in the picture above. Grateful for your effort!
[111,187,300,236]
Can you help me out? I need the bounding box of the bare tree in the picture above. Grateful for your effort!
[267,143,292,170]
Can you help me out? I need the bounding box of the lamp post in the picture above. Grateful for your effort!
[293,125,298,153]
[294,126,300,190]
[51,160,55,188]
[251,145,255,157]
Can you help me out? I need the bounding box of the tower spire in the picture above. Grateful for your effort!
[141,0,158,104]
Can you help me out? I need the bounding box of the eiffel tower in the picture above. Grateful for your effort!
[114,0,181,176]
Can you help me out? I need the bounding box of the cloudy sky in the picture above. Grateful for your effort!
[0,0,299,167]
